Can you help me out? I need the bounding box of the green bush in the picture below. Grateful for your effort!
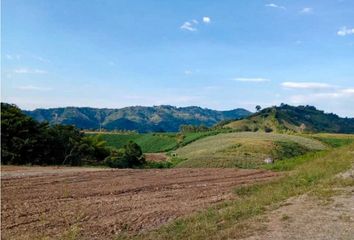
[104,141,145,168]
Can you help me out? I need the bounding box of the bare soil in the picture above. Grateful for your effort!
[1,166,277,240]
[144,153,168,162]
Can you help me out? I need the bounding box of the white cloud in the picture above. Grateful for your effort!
[337,26,354,36]
[181,17,211,31]
[265,3,286,10]
[281,81,333,90]
[290,88,354,103]
[16,85,52,91]
[13,68,47,74]
[32,55,50,63]
[202,16,211,23]
[340,88,354,94]
[180,21,198,32]
[300,7,313,14]
[5,54,21,60]
[184,70,193,75]
[234,78,270,83]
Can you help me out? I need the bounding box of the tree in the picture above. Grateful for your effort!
[104,141,145,168]
[255,105,262,112]
[1,103,109,166]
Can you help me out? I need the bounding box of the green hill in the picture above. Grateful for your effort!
[175,132,326,168]
[224,104,354,134]
[22,105,251,133]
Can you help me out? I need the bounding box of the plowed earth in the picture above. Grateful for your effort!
[1,167,277,239]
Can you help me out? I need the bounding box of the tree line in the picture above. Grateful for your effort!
[1,103,145,168]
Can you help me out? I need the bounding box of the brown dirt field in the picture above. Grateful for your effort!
[144,153,168,162]
[1,167,277,240]
[1,165,105,179]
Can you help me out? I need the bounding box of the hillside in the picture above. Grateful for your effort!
[23,105,251,132]
[224,104,354,134]
[87,131,221,153]
[175,132,326,168]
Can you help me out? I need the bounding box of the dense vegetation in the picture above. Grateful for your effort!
[1,103,110,165]
[23,105,251,132]
[1,103,146,168]
[104,141,145,168]
[225,104,354,134]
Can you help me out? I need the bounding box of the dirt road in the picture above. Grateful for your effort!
[1,167,277,239]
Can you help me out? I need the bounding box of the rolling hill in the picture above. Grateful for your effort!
[174,132,326,168]
[224,104,354,134]
[23,105,251,132]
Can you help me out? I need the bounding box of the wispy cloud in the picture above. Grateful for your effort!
[290,88,354,103]
[265,3,286,10]
[180,20,198,31]
[16,85,52,91]
[184,70,193,75]
[5,54,21,60]
[180,17,211,31]
[281,81,333,90]
[32,55,50,63]
[202,16,211,23]
[337,26,354,36]
[13,68,47,74]
[234,78,270,83]
[300,7,313,14]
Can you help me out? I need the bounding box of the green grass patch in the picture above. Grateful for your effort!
[119,143,354,240]
[175,132,325,168]
[311,134,354,148]
[144,157,187,169]
[86,131,224,153]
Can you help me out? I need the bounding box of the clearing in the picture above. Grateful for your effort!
[1,166,277,239]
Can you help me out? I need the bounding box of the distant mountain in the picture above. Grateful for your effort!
[224,104,354,133]
[23,105,251,132]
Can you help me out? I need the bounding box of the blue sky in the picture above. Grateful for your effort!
[2,0,354,117]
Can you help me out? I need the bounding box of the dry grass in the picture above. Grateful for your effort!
[175,132,325,168]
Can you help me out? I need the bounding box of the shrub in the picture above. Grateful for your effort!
[104,141,145,168]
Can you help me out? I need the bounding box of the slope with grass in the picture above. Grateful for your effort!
[175,132,326,168]
[225,104,354,134]
[87,131,224,153]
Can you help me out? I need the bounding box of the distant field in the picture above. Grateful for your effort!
[310,133,354,148]
[86,131,222,153]
[175,132,326,168]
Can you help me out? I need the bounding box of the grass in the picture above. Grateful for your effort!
[119,142,354,240]
[310,133,354,148]
[144,157,187,169]
[87,131,225,153]
[175,132,325,168]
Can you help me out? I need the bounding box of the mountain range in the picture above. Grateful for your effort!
[224,104,354,134]
[23,105,251,132]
